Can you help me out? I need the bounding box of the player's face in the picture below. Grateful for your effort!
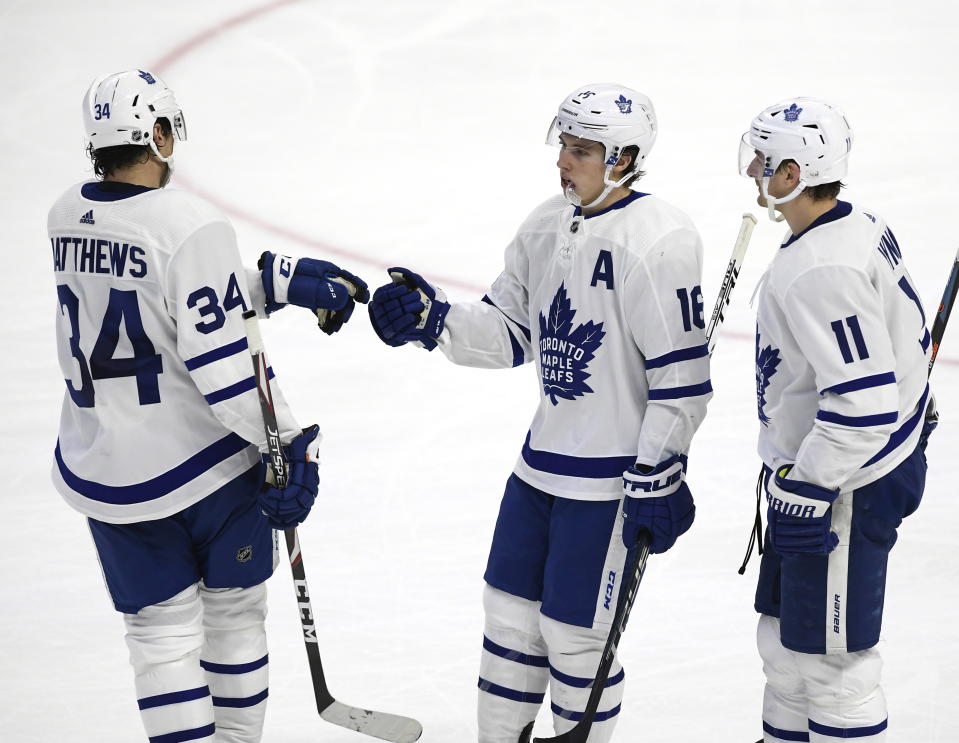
[557,134,608,203]
[746,150,791,207]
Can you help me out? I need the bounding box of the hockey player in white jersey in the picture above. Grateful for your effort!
[364,84,712,742]
[50,70,368,743]
[739,98,933,743]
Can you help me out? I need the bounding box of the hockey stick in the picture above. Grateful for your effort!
[242,310,423,743]
[707,213,758,354]
[928,245,959,375]
[527,213,758,743]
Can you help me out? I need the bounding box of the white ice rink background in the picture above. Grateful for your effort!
[2,1,958,740]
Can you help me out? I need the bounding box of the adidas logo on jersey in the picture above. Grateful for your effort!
[79,210,95,225]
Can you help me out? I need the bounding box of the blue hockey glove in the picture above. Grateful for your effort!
[258,425,321,530]
[368,267,450,350]
[621,455,695,554]
[369,281,426,347]
[259,252,369,335]
[919,394,938,451]
[766,466,839,555]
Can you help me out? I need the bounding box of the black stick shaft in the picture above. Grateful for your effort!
[928,247,959,375]
[242,310,334,715]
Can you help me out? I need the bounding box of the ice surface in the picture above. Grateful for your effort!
[2,1,957,741]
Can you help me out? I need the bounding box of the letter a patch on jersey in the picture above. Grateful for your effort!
[538,283,605,405]
[590,249,615,290]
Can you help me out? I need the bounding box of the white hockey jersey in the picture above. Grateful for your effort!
[437,191,712,500]
[49,181,301,524]
[755,201,930,491]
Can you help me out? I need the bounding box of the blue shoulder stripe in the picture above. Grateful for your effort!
[648,380,712,400]
[863,384,929,467]
[184,338,249,371]
[816,410,898,427]
[204,367,274,405]
[482,295,532,341]
[645,344,708,370]
[820,371,896,396]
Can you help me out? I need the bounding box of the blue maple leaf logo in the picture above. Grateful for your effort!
[538,284,605,406]
[615,94,632,114]
[755,330,781,426]
[783,102,803,122]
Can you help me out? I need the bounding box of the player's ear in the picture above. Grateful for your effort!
[152,121,168,148]
[614,151,633,177]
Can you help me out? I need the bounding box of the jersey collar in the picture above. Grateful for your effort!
[574,190,648,219]
[781,200,853,249]
[81,181,157,202]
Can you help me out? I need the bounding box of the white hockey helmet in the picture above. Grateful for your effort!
[546,83,657,208]
[83,70,187,162]
[738,97,853,220]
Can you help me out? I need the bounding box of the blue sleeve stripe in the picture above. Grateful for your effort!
[138,686,210,710]
[148,723,216,743]
[648,380,713,400]
[212,689,269,708]
[477,677,545,704]
[522,432,635,479]
[863,384,929,468]
[808,718,887,738]
[204,367,274,406]
[200,654,269,675]
[483,636,548,667]
[55,433,252,505]
[184,338,248,371]
[550,702,621,723]
[482,294,531,341]
[921,328,931,352]
[820,372,897,396]
[816,410,898,427]
[645,344,709,369]
[761,721,810,742]
[549,664,624,689]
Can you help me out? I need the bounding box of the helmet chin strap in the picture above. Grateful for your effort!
[150,139,175,188]
[564,165,632,210]
[760,176,805,222]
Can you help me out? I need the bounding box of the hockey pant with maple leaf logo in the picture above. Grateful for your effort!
[477,475,628,743]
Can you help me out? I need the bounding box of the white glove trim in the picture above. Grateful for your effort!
[270,254,300,304]
[622,459,684,498]
[766,474,832,518]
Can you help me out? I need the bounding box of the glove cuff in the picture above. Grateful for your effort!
[261,252,300,305]
[623,458,684,498]
[768,468,838,518]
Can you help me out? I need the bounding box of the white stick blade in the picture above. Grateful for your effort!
[320,701,423,742]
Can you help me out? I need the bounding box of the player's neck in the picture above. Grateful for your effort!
[582,186,633,217]
[105,160,166,189]
[781,196,838,236]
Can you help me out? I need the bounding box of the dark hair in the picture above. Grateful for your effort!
[776,158,842,201]
[620,144,645,187]
[88,117,172,179]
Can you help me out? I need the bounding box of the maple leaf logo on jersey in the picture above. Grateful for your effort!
[615,94,632,114]
[539,283,606,406]
[755,330,781,426]
[783,103,803,122]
